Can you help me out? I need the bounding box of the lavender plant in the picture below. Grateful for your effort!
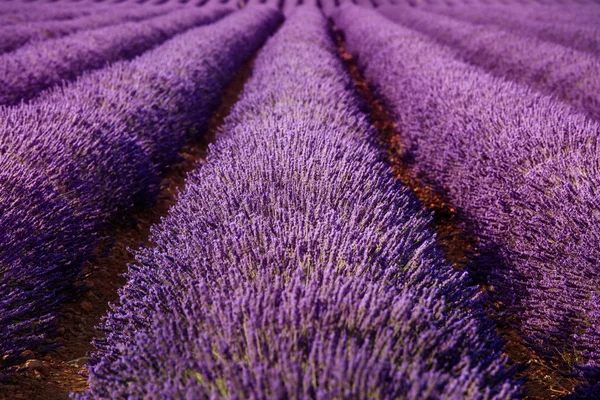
[80,7,518,399]
[376,5,600,122]
[334,3,600,389]
[429,4,600,55]
[484,3,600,28]
[0,5,171,55]
[0,6,281,377]
[0,2,104,26]
[0,4,232,107]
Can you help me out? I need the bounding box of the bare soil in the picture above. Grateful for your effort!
[0,61,253,400]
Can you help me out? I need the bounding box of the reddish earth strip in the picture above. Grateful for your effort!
[0,61,254,400]
[331,23,580,400]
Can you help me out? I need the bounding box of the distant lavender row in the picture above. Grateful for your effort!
[430,5,600,56]
[319,0,337,15]
[394,0,600,6]
[0,6,281,377]
[378,6,600,122]
[334,3,599,388]
[0,5,232,107]
[353,0,375,6]
[0,5,171,55]
[372,0,395,6]
[0,2,105,26]
[493,3,600,27]
[80,7,517,398]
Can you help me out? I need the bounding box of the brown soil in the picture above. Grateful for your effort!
[331,23,581,399]
[0,61,254,400]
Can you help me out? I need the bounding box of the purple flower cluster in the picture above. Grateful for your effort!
[396,0,600,7]
[0,2,103,26]
[376,5,600,122]
[475,3,600,28]
[354,0,375,7]
[333,3,600,388]
[81,7,518,398]
[0,6,281,377]
[0,4,233,107]
[0,4,171,55]
[429,4,600,55]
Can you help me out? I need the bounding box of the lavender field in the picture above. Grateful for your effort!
[0,0,598,398]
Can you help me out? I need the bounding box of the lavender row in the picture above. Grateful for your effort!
[334,4,600,389]
[0,5,172,55]
[80,7,517,398]
[0,5,232,107]
[319,0,337,15]
[279,0,320,15]
[491,3,600,27]
[353,0,376,6]
[393,0,599,6]
[0,2,106,26]
[378,6,600,123]
[0,6,281,377]
[431,5,600,56]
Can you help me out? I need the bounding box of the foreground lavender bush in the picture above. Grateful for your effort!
[81,7,518,398]
[0,7,281,377]
[377,5,600,122]
[0,5,232,107]
[334,4,599,389]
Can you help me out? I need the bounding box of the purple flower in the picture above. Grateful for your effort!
[80,8,518,398]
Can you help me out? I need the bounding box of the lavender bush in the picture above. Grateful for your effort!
[80,7,518,398]
[0,2,104,26]
[0,5,171,55]
[0,6,281,377]
[429,4,600,55]
[483,3,600,28]
[334,3,599,389]
[354,0,375,6]
[0,4,232,106]
[376,5,600,122]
